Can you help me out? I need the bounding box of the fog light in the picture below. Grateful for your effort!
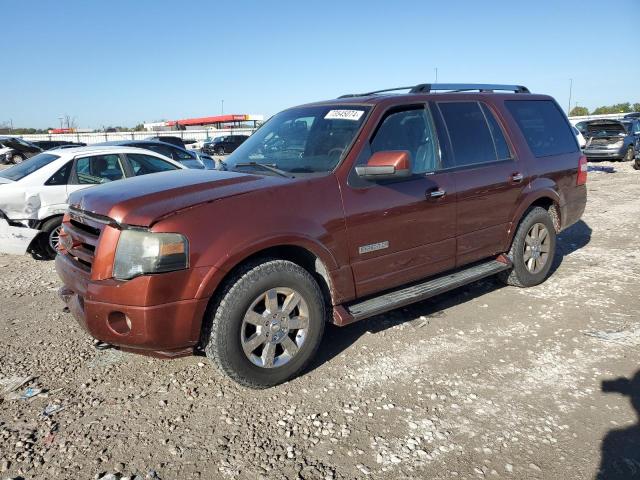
[107,311,132,335]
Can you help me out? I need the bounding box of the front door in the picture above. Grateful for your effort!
[341,105,457,298]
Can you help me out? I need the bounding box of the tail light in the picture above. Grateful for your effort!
[577,155,588,186]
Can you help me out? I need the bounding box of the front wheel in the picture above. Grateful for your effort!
[216,146,225,155]
[204,259,326,388]
[499,207,556,287]
[12,154,24,164]
[623,146,634,162]
[38,216,63,260]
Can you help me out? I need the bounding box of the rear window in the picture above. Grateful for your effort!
[506,100,578,157]
[0,153,60,181]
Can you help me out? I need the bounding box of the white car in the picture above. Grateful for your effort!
[0,145,185,259]
[572,125,586,149]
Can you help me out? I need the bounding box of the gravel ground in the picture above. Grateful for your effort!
[0,160,639,480]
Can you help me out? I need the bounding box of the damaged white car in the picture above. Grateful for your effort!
[0,145,185,259]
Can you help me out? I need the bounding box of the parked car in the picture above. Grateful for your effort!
[55,83,587,388]
[581,119,640,161]
[0,136,42,164]
[97,140,208,169]
[203,134,249,155]
[145,136,187,149]
[623,112,640,119]
[572,126,586,148]
[0,145,184,259]
[32,140,86,150]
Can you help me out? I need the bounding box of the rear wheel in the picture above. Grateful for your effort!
[204,259,326,388]
[499,207,556,287]
[38,216,63,260]
[216,146,225,155]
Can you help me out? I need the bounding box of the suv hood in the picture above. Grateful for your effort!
[69,169,289,227]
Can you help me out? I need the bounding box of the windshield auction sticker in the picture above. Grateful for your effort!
[324,110,364,121]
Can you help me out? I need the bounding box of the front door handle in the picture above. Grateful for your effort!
[511,172,524,183]
[427,188,446,199]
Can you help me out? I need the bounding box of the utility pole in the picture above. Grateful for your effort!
[58,117,63,129]
[567,79,573,115]
[435,67,438,83]
[221,100,224,115]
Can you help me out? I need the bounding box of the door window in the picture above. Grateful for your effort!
[45,161,73,185]
[480,104,513,160]
[74,154,124,184]
[370,107,439,174]
[437,101,499,167]
[127,153,179,176]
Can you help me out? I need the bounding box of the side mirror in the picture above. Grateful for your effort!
[355,150,412,180]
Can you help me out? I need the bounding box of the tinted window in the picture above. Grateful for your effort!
[45,161,72,185]
[438,102,497,167]
[0,153,60,181]
[370,107,438,173]
[480,103,512,160]
[137,143,173,159]
[74,154,124,184]
[506,100,578,157]
[127,153,179,176]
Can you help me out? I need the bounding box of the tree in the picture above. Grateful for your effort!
[633,103,640,113]
[133,123,145,131]
[592,103,632,115]
[569,106,589,117]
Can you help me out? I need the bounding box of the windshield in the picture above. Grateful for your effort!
[0,153,60,181]
[224,105,370,174]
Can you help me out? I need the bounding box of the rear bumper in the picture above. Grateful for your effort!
[55,253,209,358]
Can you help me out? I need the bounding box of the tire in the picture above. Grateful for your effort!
[634,158,640,170]
[623,146,634,162]
[38,216,63,260]
[204,259,326,388]
[12,154,24,164]
[216,146,225,155]
[499,207,556,287]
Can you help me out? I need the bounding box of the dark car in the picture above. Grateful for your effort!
[0,136,43,164]
[203,134,249,155]
[579,119,640,161]
[56,83,587,388]
[97,140,205,169]
[144,136,188,149]
[32,140,86,150]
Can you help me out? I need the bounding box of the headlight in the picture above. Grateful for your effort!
[609,140,624,149]
[113,230,189,280]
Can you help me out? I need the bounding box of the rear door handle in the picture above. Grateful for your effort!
[511,172,524,183]
[427,188,446,199]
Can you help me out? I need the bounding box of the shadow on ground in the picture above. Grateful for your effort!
[597,370,640,479]
[309,219,593,373]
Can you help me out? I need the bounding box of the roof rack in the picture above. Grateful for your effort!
[338,83,530,98]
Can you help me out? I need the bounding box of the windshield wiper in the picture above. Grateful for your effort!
[233,162,292,178]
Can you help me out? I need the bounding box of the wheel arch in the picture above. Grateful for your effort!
[507,190,561,248]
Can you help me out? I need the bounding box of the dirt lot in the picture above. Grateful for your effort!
[0,160,639,480]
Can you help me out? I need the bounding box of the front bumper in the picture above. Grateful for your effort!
[0,218,40,255]
[55,253,210,358]
[584,147,624,160]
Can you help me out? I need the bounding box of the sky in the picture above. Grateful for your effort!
[3,0,639,129]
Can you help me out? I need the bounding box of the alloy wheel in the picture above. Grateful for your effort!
[49,226,62,252]
[523,223,551,274]
[240,287,309,368]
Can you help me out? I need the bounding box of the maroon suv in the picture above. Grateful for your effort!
[56,83,587,388]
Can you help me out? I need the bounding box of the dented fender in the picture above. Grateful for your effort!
[0,219,40,255]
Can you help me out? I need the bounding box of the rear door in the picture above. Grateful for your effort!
[66,153,126,196]
[433,100,527,266]
[342,104,457,297]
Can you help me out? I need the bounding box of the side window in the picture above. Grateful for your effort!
[141,143,174,159]
[45,161,72,186]
[127,153,179,176]
[437,102,498,167]
[480,103,513,160]
[505,100,578,157]
[370,107,439,174]
[74,154,124,184]
[171,146,195,160]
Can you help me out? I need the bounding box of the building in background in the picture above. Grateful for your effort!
[144,114,263,132]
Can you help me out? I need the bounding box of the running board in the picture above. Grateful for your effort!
[342,259,510,323]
